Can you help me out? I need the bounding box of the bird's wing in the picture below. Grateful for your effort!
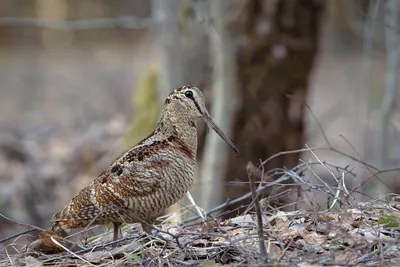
[51,181,126,223]
[51,142,169,224]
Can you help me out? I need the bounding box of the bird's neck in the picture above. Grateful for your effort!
[156,115,198,156]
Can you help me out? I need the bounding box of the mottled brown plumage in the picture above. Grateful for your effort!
[49,85,239,241]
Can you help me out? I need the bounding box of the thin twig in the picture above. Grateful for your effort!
[305,143,339,184]
[0,229,37,244]
[329,172,342,210]
[185,191,206,221]
[247,161,267,262]
[277,238,293,262]
[41,234,142,264]
[303,100,332,149]
[261,148,314,167]
[50,236,95,266]
[0,212,43,232]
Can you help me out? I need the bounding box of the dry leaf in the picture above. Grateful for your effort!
[319,214,337,222]
[299,229,326,246]
[24,256,43,267]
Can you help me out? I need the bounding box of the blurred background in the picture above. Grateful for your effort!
[0,0,399,240]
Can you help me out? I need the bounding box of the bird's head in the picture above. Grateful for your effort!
[163,85,239,155]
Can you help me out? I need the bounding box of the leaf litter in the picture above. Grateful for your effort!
[1,196,400,266]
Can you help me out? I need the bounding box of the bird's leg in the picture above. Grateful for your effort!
[113,222,121,241]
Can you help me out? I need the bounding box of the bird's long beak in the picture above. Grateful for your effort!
[202,111,240,155]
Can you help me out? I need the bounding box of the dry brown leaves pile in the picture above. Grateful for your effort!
[1,196,400,266]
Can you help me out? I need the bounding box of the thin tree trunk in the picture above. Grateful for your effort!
[359,0,381,200]
[199,0,238,211]
[151,0,184,101]
[376,0,400,195]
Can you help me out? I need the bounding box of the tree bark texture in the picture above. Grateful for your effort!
[225,0,322,206]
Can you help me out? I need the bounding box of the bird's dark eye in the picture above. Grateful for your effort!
[185,90,194,99]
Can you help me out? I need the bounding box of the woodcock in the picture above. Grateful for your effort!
[48,85,239,241]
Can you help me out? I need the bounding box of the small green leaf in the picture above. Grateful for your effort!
[378,214,399,228]
[125,253,141,264]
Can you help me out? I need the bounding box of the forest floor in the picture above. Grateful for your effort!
[1,165,400,266]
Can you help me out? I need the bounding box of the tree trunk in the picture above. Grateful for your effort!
[151,0,209,100]
[199,0,238,211]
[225,0,322,208]
[151,0,184,100]
[375,0,400,196]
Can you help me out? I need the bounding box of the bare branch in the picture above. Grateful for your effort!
[0,229,37,244]
[0,212,43,232]
[0,16,151,31]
